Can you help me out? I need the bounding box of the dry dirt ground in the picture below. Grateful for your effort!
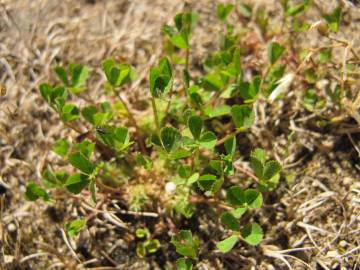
[0,0,359,269]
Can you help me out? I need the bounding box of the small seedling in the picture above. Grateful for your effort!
[250,148,282,191]
[66,219,87,237]
[135,228,161,257]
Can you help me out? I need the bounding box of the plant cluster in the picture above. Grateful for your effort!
[26,1,358,268]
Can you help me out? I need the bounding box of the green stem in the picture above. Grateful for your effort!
[151,97,160,133]
[192,148,200,170]
[184,47,190,89]
[164,81,174,115]
[216,129,243,146]
[117,92,146,153]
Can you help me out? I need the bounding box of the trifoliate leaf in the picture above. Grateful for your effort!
[241,223,263,245]
[268,42,285,64]
[231,105,255,129]
[221,212,240,231]
[25,183,49,202]
[188,115,203,140]
[53,139,70,157]
[171,230,199,259]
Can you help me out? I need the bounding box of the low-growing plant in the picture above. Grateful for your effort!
[26,1,359,268]
[66,219,87,237]
[135,228,161,257]
[24,6,285,268]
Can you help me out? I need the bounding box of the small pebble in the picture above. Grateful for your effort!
[316,79,329,91]
[343,177,352,186]
[165,182,176,193]
[339,240,347,248]
[4,255,14,264]
[327,250,340,257]
[7,223,16,232]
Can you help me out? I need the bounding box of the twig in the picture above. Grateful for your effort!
[189,196,232,210]
[47,262,65,270]
[60,228,81,263]
[341,44,349,95]
[36,241,75,269]
[102,211,128,229]
[100,250,118,266]
[335,126,360,134]
[338,246,360,258]
[19,252,50,264]
[233,162,260,184]
[14,218,21,262]
[347,133,360,156]
[115,209,159,218]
